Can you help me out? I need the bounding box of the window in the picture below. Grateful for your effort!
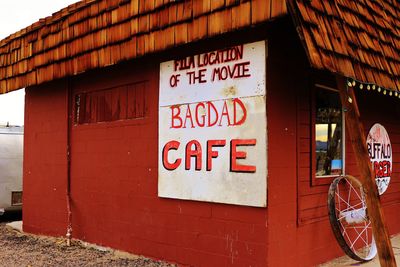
[297,80,345,224]
[314,85,344,178]
[74,81,147,124]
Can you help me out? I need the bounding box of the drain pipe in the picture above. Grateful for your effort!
[66,79,73,246]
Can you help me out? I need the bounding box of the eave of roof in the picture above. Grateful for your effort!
[288,0,400,93]
[2,0,399,97]
[0,0,287,93]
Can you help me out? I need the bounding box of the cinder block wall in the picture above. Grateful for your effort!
[23,80,69,236]
[23,57,269,267]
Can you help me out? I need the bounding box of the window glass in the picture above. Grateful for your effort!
[315,88,343,177]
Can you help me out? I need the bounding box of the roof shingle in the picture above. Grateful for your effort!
[289,0,400,92]
[1,0,399,95]
[0,0,286,93]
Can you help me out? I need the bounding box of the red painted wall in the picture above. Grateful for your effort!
[292,75,400,266]
[22,18,400,266]
[356,89,400,235]
[290,88,400,266]
[266,21,302,266]
[23,80,69,235]
[66,57,268,266]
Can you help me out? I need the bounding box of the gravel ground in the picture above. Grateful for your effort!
[0,214,175,267]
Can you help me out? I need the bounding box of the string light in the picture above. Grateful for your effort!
[346,78,399,99]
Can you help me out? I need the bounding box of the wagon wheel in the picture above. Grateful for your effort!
[327,175,377,261]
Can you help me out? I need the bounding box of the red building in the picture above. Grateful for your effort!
[0,0,399,266]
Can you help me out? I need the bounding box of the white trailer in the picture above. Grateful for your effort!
[0,125,23,215]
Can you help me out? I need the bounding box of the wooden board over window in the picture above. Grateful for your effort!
[75,81,147,124]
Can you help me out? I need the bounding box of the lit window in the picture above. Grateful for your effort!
[315,88,343,177]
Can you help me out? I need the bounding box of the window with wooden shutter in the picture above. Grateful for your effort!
[74,81,147,124]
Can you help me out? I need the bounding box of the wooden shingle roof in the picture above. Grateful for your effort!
[0,0,287,93]
[2,0,399,95]
[289,0,400,92]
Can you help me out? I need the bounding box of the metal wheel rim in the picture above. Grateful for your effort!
[328,175,377,261]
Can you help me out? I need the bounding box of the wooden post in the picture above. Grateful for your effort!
[337,75,397,266]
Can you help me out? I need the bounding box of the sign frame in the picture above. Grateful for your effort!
[158,40,268,207]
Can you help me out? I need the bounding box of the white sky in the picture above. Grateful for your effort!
[0,0,79,126]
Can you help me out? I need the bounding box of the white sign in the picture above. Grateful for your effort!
[158,41,267,207]
[367,123,392,195]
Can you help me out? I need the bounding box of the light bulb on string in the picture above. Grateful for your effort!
[347,80,353,87]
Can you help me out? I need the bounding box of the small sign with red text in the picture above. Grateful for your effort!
[367,123,392,195]
[158,41,267,207]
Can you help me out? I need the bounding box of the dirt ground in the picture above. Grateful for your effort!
[0,213,175,267]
